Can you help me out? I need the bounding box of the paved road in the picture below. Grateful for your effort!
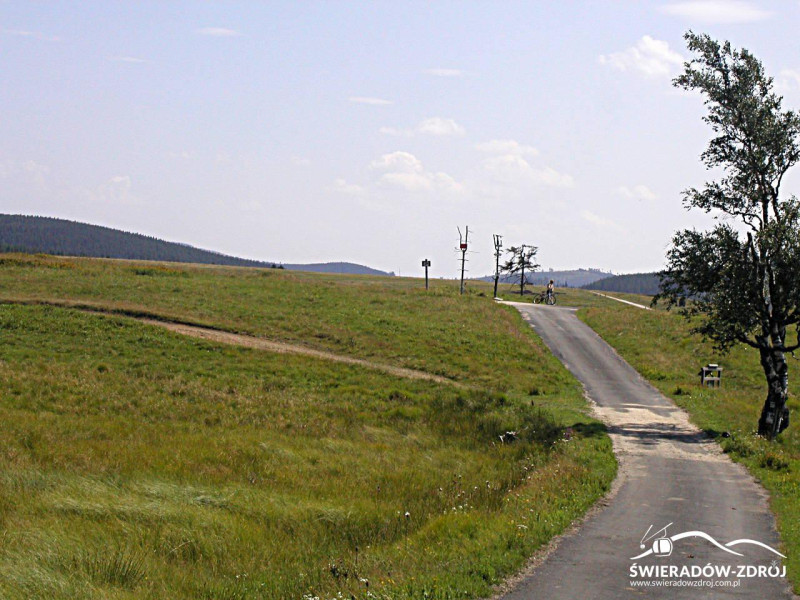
[500,303,795,599]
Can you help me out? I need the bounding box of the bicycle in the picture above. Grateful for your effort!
[533,291,557,305]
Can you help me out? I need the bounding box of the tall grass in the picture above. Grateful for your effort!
[0,258,616,599]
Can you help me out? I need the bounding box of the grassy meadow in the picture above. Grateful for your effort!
[0,254,610,392]
[580,304,800,593]
[475,279,637,309]
[0,254,615,599]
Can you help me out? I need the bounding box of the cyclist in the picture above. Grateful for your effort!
[546,280,555,303]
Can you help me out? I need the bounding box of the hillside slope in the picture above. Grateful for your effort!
[0,255,614,599]
[0,214,392,275]
[582,272,660,295]
[478,268,612,288]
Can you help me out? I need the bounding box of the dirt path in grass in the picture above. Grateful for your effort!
[141,318,462,385]
[497,302,795,600]
[589,291,651,310]
[0,298,462,387]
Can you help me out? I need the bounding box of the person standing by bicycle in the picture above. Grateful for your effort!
[546,280,555,303]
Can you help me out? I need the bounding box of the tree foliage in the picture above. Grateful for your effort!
[502,245,539,295]
[657,32,800,438]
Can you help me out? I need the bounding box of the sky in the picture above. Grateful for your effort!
[3,1,800,278]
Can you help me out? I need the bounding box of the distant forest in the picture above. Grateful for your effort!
[0,214,393,276]
[582,272,661,295]
[478,268,612,288]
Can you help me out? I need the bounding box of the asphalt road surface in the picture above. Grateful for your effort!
[499,303,795,599]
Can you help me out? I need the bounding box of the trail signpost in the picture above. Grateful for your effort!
[421,259,431,290]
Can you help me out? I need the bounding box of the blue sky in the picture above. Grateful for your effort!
[3,1,800,276]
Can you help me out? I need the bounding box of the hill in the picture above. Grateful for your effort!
[478,268,613,288]
[582,272,660,295]
[0,214,392,275]
[281,261,392,276]
[0,255,614,599]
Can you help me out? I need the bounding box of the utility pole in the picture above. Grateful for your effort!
[458,226,469,295]
[492,234,503,299]
[421,259,431,290]
[520,244,527,296]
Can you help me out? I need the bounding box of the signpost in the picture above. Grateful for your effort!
[421,259,431,290]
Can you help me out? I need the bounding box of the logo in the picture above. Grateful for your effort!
[628,523,788,588]
[631,523,786,560]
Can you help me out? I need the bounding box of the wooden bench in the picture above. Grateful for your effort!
[700,364,723,388]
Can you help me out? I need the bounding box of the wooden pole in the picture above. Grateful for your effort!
[459,226,469,295]
[493,234,502,298]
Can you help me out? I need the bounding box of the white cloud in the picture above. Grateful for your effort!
[617,184,657,201]
[369,151,462,193]
[483,154,531,179]
[482,154,574,188]
[2,28,61,42]
[379,171,435,192]
[776,69,800,94]
[475,139,539,157]
[417,117,465,136]
[331,178,366,196]
[532,166,576,188]
[380,117,466,137]
[424,68,465,78]
[110,56,147,64]
[659,1,772,23]
[599,36,684,78]
[349,96,393,106]
[477,138,573,188]
[581,210,624,231]
[196,27,242,37]
[370,151,424,173]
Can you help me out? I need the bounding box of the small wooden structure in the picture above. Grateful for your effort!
[700,364,723,387]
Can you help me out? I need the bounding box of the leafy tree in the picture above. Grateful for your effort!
[502,245,539,295]
[657,32,800,438]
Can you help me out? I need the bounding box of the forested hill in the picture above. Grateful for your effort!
[0,215,393,276]
[478,268,612,288]
[582,272,660,295]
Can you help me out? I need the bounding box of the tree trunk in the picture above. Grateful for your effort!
[757,342,790,439]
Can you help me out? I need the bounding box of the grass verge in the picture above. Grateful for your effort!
[579,304,799,594]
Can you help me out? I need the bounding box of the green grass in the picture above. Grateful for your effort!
[467,280,626,309]
[578,290,656,307]
[0,254,585,394]
[579,304,800,593]
[0,255,616,599]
